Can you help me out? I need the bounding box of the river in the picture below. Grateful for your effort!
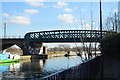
[0,56,82,80]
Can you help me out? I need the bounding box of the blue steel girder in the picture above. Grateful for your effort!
[24,30,107,43]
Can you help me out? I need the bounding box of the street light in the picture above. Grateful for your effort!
[4,22,6,38]
[100,0,102,40]
[99,0,104,80]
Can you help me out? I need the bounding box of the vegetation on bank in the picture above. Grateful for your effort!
[102,10,120,57]
[103,31,117,40]
[48,44,99,54]
[102,32,120,57]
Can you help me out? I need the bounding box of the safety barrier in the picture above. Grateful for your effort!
[41,56,102,80]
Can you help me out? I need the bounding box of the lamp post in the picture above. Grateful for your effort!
[100,0,102,41]
[100,0,103,79]
[4,22,6,38]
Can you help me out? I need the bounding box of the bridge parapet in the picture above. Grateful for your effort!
[25,30,108,43]
[0,36,24,39]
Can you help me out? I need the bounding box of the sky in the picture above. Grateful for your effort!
[0,1,119,48]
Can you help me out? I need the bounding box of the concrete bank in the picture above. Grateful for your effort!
[48,54,65,58]
[20,54,48,60]
[20,54,65,60]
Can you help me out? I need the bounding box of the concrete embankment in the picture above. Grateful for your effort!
[20,53,67,60]
[48,54,65,58]
[20,54,48,60]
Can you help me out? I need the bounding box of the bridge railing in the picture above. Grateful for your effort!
[0,36,24,39]
[24,30,108,42]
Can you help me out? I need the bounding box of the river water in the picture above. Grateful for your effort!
[0,56,82,80]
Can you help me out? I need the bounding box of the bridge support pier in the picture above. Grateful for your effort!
[43,46,48,54]
[22,42,43,55]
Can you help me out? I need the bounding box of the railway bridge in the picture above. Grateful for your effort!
[1,30,108,54]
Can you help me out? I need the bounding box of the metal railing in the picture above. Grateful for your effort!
[40,56,101,80]
[24,30,108,42]
[0,36,24,39]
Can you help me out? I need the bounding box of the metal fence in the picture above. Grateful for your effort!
[40,56,102,80]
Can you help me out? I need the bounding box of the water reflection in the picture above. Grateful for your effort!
[0,62,20,72]
[0,65,8,72]
[1,56,82,80]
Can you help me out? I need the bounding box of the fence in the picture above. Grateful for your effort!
[41,56,102,80]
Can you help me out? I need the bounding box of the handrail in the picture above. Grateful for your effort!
[40,56,101,80]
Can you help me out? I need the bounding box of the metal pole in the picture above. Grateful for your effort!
[100,0,102,40]
[4,23,6,38]
[100,0,103,80]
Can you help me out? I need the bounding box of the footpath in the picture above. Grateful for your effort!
[101,55,120,79]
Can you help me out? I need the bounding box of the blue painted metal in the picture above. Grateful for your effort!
[24,30,108,43]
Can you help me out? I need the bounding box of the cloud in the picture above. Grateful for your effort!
[113,9,118,13]
[54,1,68,8]
[2,13,9,17]
[0,22,2,27]
[24,9,39,14]
[24,0,45,7]
[24,0,44,2]
[79,19,91,29]
[81,9,85,12]
[63,7,73,12]
[27,2,45,7]
[9,16,31,25]
[82,24,90,29]
[92,22,96,25]
[58,14,75,24]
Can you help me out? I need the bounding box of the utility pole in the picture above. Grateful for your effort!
[100,0,102,40]
[100,0,103,80]
[4,23,6,38]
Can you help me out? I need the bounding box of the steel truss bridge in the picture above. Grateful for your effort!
[24,30,108,43]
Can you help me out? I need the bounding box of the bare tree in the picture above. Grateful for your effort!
[104,12,119,32]
[58,44,71,52]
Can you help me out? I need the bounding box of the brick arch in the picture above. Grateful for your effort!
[1,39,24,50]
[2,43,14,50]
